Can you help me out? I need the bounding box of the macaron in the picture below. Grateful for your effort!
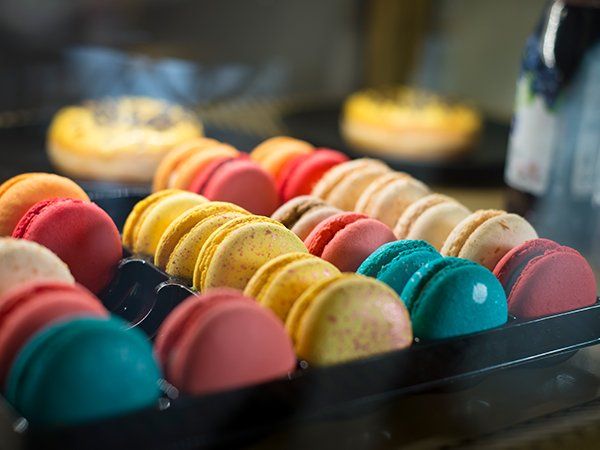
[285,273,412,366]
[0,281,107,388]
[12,198,122,294]
[357,240,442,296]
[401,257,508,340]
[493,238,598,319]
[276,149,349,202]
[0,238,73,296]
[154,201,249,270]
[245,252,340,321]
[311,158,389,211]
[304,212,396,272]
[188,156,279,216]
[441,210,538,270]
[6,317,161,426]
[152,137,222,191]
[155,289,296,395]
[271,196,342,241]
[194,216,307,291]
[122,190,208,256]
[0,173,89,236]
[169,143,239,190]
[394,194,471,250]
[354,172,430,228]
[251,136,314,179]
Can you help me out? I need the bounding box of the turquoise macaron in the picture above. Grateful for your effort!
[401,257,508,340]
[357,240,442,296]
[6,317,161,427]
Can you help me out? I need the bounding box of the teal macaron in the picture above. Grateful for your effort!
[401,257,508,340]
[6,317,161,427]
[357,240,441,296]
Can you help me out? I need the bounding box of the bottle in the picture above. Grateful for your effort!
[505,0,600,278]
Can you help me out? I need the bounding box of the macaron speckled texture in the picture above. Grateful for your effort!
[0,173,89,236]
[194,216,307,291]
[286,273,412,366]
[402,257,508,340]
[493,238,597,319]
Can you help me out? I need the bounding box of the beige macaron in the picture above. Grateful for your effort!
[394,194,471,250]
[311,158,389,211]
[355,172,430,228]
[441,209,538,270]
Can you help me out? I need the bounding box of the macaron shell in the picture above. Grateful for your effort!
[13,199,122,294]
[122,189,182,249]
[196,217,307,291]
[167,212,246,280]
[355,174,430,228]
[405,259,508,340]
[152,137,221,191]
[199,159,279,216]
[170,144,239,189]
[0,238,74,296]
[251,137,314,177]
[441,210,504,258]
[401,201,471,250]
[0,173,89,236]
[293,275,412,365]
[291,206,342,241]
[0,286,106,387]
[172,302,296,395]
[133,192,208,256]
[325,165,390,211]
[279,150,349,202]
[311,158,387,201]
[455,213,538,270]
[245,253,340,321]
[154,202,248,269]
[271,195,329,229]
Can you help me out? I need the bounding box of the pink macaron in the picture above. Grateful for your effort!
[304,212,396,272]
[155,289,296,395]
[493,238,597,319]
[188,156,279,216]
[12,198,122,294]
[277,149,349,203]
[0,281,107,388]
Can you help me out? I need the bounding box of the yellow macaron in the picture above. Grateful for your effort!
[245,252,340,321]
[194,215,307,291]
[122,190,207,256]
[286,273,413,366]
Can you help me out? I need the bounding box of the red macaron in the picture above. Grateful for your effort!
[493,238,597,319]
[188,156,279,216]
[12,198,122,294]
[0,281,107,388]
[155,289,296,395]
[304,212,396,272]
[277,149,349,203]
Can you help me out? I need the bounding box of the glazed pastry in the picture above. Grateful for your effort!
[245,253,340,321]
[402,257,507,340]
[341,86,481,160]
[394,194,471,250]
[354,172,430,228]
[48,97,203,183]
[12,199,122,294]
[0,173,89,236]
[271,196,342,241]
[155,289,296,395]
[286,273,412,365]
[441,209,538,270]
[493,238,597,318]
[311,158,390,211]
[304,212,396,272]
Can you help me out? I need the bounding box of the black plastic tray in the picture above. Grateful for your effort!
[1,252,599,450]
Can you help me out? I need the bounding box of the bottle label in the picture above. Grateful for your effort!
[505,76,558,195]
